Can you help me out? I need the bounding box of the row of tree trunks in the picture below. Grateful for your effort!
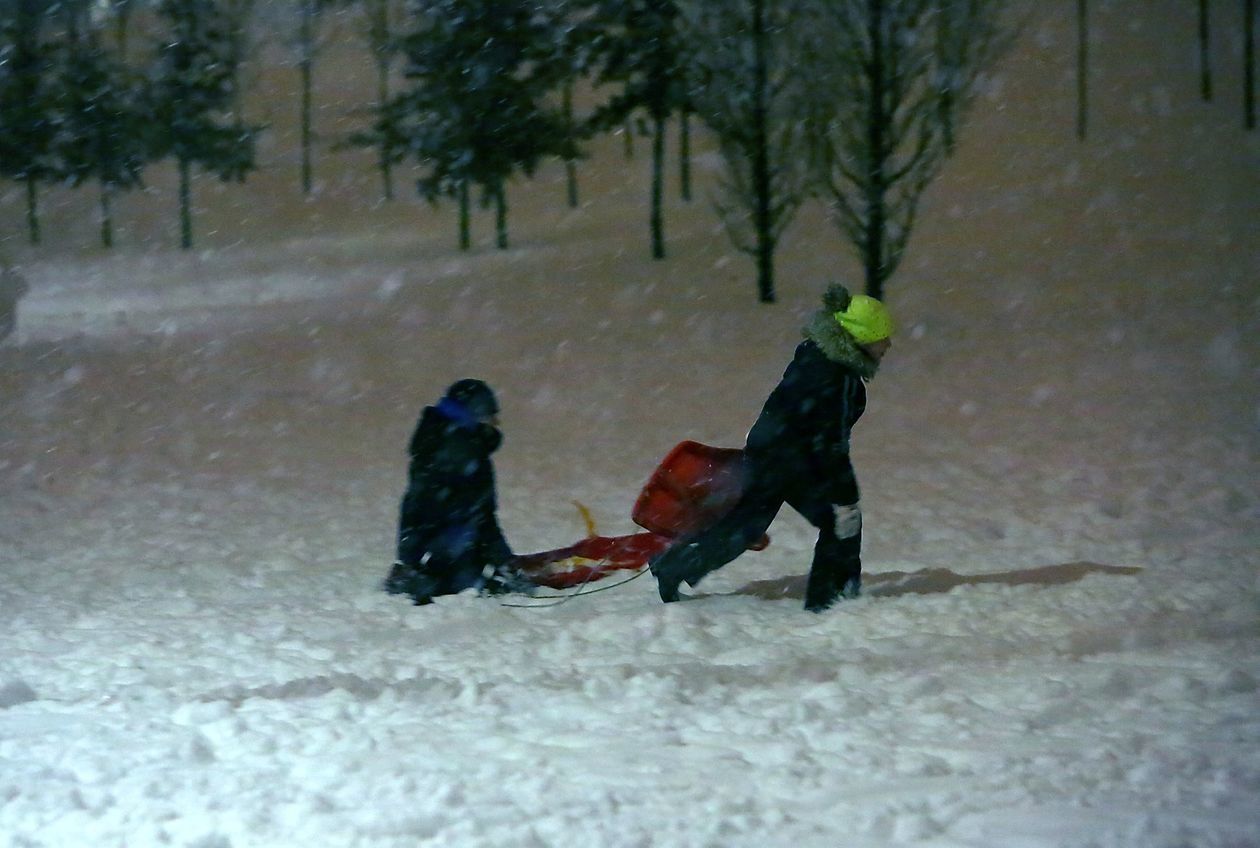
[1080,0,1256,138]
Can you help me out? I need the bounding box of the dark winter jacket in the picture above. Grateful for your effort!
[743,306,879,508]
[390,398,513,601]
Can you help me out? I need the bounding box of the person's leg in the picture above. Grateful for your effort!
[388,518,474,602]
[650,488,783,602]
[802,530,861,612]
[386,508,437,602]
[790,498,862,612]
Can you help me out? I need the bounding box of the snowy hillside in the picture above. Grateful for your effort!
[2,2,1259,847]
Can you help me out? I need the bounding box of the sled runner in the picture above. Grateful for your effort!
[513,441,768,589]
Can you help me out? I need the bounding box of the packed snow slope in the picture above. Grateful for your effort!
[2,3,1259,847]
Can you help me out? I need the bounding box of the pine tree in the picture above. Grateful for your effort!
[0,0,58,245]
[540,0,601,209]
[682,0,813,303]
[380,0,575,250]
[587,0,691,259]
[293,0,356,194]
[48,6,147,248]
[298,0,317,193]
[222,0,259,131]
[102,0,137,59]
[147,0,259,249]
[357,0,404,201]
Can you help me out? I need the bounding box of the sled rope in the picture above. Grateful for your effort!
[499,564,651,609]
[499,500,652,608]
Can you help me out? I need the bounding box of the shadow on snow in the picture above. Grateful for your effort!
[731,561,1143,603]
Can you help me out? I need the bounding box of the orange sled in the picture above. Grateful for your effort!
[513,441,768,589]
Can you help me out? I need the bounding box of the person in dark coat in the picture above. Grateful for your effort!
[650,284,893,612]
[1,259,28,345]
[384,379,524,604]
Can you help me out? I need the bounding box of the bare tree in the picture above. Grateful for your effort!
[682,0,813,303]
[1077,0,1088,139]
[1199,0,1213,101]
[806,0,1007,301]
[1246,0,1256,129]
[937,0,1004,153]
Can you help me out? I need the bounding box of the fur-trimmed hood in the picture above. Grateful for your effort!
[803,283,881,380]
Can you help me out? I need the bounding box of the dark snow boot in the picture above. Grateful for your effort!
[803,571,839,612]
[803,534,861,613]
[383,561,436,605]
[655,567,684,603]
[651,556,686,603]
[650,543,703,603]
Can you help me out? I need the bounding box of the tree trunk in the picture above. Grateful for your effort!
[863,0,888,301]
[565,160,579,209]
[495,181,508,250]
[458,181,471,251]
[24,176,40,246]
[563,82,579,208]
[377,56,394,201]
[1246,0,1256,129]
[99,182,114,249]
[1077,0,1089,140]
[938,4,957,153]
[679,109,692,202]
[650,114,666,259]
[179,157,193,250]
[300,0,315,194]
[751,0,775,303]
[1200,0,1213,101]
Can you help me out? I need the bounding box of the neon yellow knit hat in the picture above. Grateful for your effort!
[834,295,894,344]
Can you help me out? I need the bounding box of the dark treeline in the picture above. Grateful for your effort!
[1077,0,1256,139]
[16,1,1243,303]
[0,0,258,250]
[350,0,1012,302]
[2,0,1018,302]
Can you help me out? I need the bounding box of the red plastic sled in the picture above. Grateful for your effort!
[512,532,673,589]
[513,441,768,589]
[632,440,752,539]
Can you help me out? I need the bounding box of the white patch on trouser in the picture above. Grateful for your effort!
[835,504,863,538]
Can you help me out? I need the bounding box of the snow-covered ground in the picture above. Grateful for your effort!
[2,3,1259,846]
